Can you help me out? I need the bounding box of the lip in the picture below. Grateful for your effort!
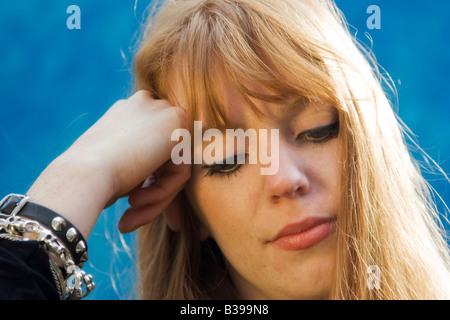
[269,216,337,250]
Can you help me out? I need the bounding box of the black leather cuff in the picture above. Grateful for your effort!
[0,194,88,266]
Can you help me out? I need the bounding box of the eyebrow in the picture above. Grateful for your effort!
[201,115,250,132]
[200,123,249,134]
[255,96,312,124]
[201,96,317,131]
[281,96,311,115]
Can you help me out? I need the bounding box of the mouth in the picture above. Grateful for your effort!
[269,216,337,251]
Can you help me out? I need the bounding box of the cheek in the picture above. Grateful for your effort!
[185,167,251,238]
[321,141,342,212]
[184,164,265,261]
[319,141,341,184]
[303,139,342,212]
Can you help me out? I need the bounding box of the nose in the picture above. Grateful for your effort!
[265,142,310,201]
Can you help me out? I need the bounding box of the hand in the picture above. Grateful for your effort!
[69,90,187,197]
[118,160,190,233]
[27,90,190,237]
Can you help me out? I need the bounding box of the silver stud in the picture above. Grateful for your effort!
[51,217,66,231]
[76,240,86,253]
[80,251,89,263]
[66,227,78,242]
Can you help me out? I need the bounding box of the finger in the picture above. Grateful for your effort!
[128,162,190,208]
[141,174,159,188]
[118,187,181,233]
[164,193,183,232]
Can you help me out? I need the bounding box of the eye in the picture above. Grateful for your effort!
[202,154,246,177]
[296,121,339,144]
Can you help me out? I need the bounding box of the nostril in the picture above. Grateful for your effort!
[266,145,310,199]
[269,170,310,198]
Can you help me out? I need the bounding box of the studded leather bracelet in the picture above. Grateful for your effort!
[0,194,88,266]
[0,194,95,299]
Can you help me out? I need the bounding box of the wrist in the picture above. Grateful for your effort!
[27,152,115,239]
[59,146,120,195]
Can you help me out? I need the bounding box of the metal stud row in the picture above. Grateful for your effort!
[51,216,88,263]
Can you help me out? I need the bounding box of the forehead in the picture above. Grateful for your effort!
[200,81,334,130]
[168,66,336,132]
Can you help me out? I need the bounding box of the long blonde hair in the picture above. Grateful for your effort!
[133,0,450,299]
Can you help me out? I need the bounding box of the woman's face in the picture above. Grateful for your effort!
[184,84,341,299]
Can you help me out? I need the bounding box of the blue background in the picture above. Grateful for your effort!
[0,1,449,299]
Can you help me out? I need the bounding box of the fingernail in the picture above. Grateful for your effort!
[142,174,159,188]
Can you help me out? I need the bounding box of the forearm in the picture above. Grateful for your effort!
[26,152,115,239]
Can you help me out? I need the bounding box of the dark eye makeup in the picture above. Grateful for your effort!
[202,154,245,177]
[295,121,339,144]
[202,121,339,177]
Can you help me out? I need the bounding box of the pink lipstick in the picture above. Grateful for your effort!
[270,217,336,250]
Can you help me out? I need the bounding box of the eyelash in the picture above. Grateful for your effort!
[296,121,339,145]
[203,121,339,177]
[202,154,244,178]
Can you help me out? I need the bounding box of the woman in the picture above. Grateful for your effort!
[1,0,449,299]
